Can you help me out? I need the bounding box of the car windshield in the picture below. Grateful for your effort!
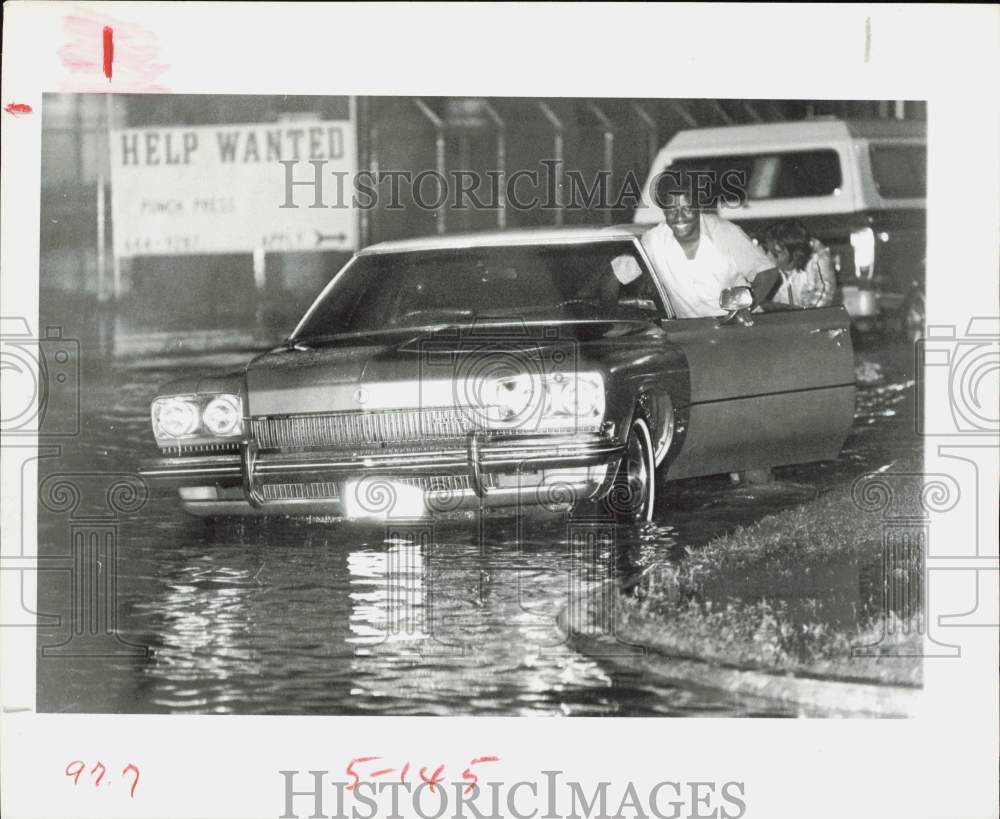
[293,239,664,339]
[869,144,926,199]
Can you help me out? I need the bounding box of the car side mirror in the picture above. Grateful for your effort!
[718,286,754,327]
[719,286,753,312]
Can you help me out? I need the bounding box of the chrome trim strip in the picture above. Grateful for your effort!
[467,432,483,497]
[139,459,242,479]
[358,226,647,256]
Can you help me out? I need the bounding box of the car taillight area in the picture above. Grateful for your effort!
[849,227,876,279]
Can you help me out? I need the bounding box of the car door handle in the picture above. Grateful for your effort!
[811,327,848,344]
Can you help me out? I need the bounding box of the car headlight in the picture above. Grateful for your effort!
[484,372,604,431]
[152,395,201,438]
[487,373,544,424]
[546,372,603,418]
[151,393,244,441]
[202,395,242,436]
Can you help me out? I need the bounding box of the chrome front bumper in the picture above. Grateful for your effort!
[139,432,624,517]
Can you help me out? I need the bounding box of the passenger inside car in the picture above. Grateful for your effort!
[763,220,837,308]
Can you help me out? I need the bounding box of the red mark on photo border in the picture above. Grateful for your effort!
[345,756,380,791]
[462,756,500,795]
[4,103,33,116]
[419,765,446,794]
[102,26,114,80]
[122,763,140,799]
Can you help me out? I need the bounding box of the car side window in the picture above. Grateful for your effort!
[669,149,843,204]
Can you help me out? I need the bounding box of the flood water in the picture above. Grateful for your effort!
[34,336,919,716]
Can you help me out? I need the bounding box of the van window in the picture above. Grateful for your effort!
[869,144,926,199]
[668,149,843,203]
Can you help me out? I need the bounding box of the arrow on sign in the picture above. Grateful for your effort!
[315,229,348,247]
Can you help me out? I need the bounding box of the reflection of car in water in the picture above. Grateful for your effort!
[634,118,927,339]
[140,226,855,524]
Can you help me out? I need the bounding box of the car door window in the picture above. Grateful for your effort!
[869,144,926,198]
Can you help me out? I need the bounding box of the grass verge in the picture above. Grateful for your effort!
[618,457,924,687]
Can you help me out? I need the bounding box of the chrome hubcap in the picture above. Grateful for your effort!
[625,423,649,517]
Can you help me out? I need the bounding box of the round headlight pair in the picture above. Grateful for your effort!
[152,394,242,439]
[484,372,604,428]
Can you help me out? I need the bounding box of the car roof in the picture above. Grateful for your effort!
[665,117,926,152]
[359,224,647,255]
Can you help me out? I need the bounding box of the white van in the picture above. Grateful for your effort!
[634,118,926,337]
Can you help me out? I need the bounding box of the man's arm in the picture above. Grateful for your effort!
[715,218,783,308]
[749,267,781,308]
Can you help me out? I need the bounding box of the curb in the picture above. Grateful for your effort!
[557,594,922,719]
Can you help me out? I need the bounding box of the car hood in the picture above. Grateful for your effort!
[244,320,656,416]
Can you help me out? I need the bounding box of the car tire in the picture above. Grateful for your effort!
[607,413,656,524]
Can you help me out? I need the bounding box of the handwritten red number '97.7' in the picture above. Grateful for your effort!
[65,760,139,798]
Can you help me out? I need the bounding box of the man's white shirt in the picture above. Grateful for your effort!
[637,214,773,318]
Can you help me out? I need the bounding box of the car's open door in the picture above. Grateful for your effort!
[661,306,855,479]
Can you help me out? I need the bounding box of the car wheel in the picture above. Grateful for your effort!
[608,414,655,524]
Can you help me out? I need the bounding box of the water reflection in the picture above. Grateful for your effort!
[338,519,692,714]
[35,342,917,716]
[348,538,431,650]
[130,551,266,711]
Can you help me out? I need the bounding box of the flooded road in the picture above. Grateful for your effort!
[35,337,919,716]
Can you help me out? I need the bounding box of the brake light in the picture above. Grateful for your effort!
[850,227,876,278]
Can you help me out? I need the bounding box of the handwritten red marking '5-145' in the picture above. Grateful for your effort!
[346,755,500,795]
[4,103,33,116]
[65,760,139,798]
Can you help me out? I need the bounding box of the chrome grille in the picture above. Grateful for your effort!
[251,408,482,450]
[161,441,240,456]
[262,481,341,501]
[259,474,494,502]
[395,474,497,492]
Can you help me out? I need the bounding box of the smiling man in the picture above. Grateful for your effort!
[639,170,779,318]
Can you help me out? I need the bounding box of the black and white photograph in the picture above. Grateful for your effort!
[1,4,997,819]
[32,92,930,718]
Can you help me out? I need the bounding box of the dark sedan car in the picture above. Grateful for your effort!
[139,225,856,523]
